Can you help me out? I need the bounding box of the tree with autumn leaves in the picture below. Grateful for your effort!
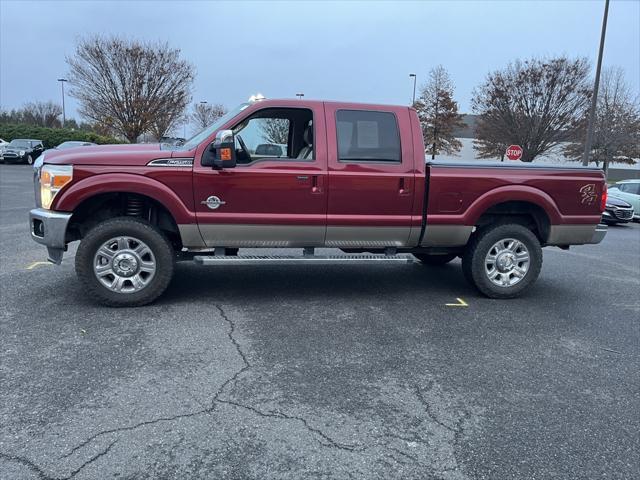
[413,66,465,159]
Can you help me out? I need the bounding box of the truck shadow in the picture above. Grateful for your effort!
[162,261,478,304]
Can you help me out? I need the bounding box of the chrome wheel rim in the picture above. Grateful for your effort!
[93,236,156,293]
[484,238,530,287]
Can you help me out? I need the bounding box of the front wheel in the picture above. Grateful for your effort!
[26,155,33,165]
[462,223,542,299]
[75,217,175,307]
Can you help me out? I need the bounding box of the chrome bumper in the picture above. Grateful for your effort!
[547,223,608,246]
[589,224,607,244]
[29,208,72,264]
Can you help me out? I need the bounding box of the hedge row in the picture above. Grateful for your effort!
[0,123,123,149]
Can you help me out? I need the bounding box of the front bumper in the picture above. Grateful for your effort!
[29,208,72,264]
[2,153,26,162]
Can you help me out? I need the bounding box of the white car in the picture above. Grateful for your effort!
[609,179,640,222]
[0,138,8,153]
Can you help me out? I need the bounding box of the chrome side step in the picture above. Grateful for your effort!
[193,254,414,266]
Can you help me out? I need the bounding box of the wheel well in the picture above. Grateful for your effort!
[474,201,550,243]
[67,193,182,250]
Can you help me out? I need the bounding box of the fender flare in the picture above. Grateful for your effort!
[464,185,562,226]
[53,173,195,224]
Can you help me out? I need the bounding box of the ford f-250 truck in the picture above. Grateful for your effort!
[29,99,608,306]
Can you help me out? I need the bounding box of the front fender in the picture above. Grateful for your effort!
[52,173,196,224]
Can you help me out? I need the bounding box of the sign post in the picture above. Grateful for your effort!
[506,145,523,161]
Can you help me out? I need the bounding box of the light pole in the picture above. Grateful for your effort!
[57,78,67,127]
[582,0,610,167]
[296,93,304,100]
[409,74,417,106]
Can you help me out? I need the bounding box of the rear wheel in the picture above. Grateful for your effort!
[75,217,175,307]
[414,253,457,266]
[462,223,542,299]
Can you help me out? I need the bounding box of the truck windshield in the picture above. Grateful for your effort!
[178,103,250,151]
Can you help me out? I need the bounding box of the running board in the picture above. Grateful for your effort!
[193,254,414,266]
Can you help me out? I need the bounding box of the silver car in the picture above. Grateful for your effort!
[608,179,640,222]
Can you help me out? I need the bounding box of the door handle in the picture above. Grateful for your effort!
[399,177,410,195]
[311,175,321,194]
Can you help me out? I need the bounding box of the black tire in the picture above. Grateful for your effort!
[26,155,33,166]
[75,217,175,307]
[462,223,542,299]
[414,253,457,266]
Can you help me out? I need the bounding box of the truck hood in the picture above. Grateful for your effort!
[42,143,188,166]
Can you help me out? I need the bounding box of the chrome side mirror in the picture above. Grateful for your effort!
[203,130,237,168]
[212,130,236,169]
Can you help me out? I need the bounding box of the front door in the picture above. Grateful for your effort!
[193,105,327,247]
[324,104,416,247]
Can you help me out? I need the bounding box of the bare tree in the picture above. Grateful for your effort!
[22,101,63,128]
[0,108,25,124]
[564,67,639,171]
[414,66,464,159]
[260,118,289,144]
[472,56,592,162]
[191,103,227,130]
[149,106,184,141]
[67,36,194,143]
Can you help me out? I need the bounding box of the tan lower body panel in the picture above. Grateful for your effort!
[195,224,325,247]
[420,225,473,247]
[547,224,597,245]
[325,226,412,247]
[180,224,417,248]
[178,224,207,248]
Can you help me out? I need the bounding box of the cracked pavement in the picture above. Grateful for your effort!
[1,164,639,479]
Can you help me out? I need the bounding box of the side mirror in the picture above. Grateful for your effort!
[210,129,236,169]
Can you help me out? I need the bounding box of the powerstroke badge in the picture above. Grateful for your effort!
[579,184,597,205]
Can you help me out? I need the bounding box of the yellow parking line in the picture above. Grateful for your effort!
[26,261,51,270]
[445,297,468,307]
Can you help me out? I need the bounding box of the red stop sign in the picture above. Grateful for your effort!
[506,145,523,161]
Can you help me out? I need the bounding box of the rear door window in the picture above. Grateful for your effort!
[336,110,401,163]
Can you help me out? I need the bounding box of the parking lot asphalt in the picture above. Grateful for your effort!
[1,163,639,480]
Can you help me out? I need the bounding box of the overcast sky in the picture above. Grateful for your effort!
[1,0,639,124]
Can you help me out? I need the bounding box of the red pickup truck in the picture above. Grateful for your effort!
[29,99,607,306]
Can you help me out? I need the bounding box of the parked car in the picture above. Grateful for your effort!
[29,98,608,306]
[0,138,8,152]
[602,195,634,225]
[159,137,186,146]
[55,141,97,150]
[608,179,640,221]
[1,139,44,165]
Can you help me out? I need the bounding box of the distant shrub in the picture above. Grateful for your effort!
[0,123,123,148]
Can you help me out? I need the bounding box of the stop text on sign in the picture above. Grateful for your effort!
[506,145,523,161]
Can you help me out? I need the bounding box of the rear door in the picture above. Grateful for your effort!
[324,104,417,247]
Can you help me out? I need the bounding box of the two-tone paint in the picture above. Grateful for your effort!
[41,99,607,251]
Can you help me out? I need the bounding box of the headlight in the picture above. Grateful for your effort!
[19,150,25,156]
[40,164,73,209]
